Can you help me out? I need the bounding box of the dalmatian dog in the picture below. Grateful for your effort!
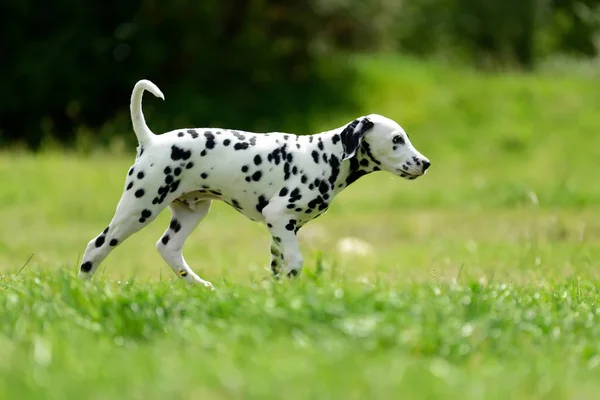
[78,79,431,288]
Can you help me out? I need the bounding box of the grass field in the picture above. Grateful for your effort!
[1,55,600,399]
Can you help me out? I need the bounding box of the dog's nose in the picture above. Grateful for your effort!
[422,160,431,172]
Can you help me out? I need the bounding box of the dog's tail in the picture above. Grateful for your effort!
[130,79,165,145]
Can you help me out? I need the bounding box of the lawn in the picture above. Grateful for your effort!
[1,55,599,399]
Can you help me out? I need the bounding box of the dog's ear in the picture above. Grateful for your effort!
[340,117,374,161]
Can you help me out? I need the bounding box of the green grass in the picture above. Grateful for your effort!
[1,54,600,399]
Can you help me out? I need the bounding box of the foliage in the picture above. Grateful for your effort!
[0,0,358,148]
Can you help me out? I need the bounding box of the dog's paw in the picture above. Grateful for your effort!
[195,278,215,290]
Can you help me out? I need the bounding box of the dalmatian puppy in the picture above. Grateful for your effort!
[78,79,431,288]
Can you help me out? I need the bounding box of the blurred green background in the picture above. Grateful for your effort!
[3,2,600,399]
[2,0,600,149]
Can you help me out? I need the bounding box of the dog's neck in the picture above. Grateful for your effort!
[336,143,381,191]
[312,129,381,195]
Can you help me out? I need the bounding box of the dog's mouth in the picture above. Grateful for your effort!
[394,169,421,180]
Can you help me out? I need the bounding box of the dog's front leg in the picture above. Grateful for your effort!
[262,204,303,278]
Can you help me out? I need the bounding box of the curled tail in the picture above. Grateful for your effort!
[130,79,165,145]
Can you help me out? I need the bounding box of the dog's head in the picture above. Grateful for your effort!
[341,114,430,180]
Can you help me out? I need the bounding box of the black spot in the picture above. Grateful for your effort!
[283,163,291,180]
[186,162,194,169]
[292,166,298,175]
[223,139,231,146]
[170,180,180,193]
[256,195,269,213]
[252,171,262,181]
[188,129,199,139]
[285,219,296,231]
[289,188,302,202]
[165,175,173,184]
[170,219,182,233]
[241,165,249,173]
[171,145,191,161]
[95,235,105,247]
[126,182,133,191]
[279,187,289,196]
[307,195,325,209]
[296,143,301,149]
[174,167,182,176]
[205,132,216,149]
[201,173,208,179]
[245,177,251,182]
[311,151,319,163]
[164,166,172,174]
[178,132,185,137]
[135,189,145,198]
[274,236,281,243]
[332,134,341,144]
[234,142,249,150]
[254,155,262,165]
[232,199,242,209]
[295,208,302,212]
[287,204,296,209]
[318,181,329,194]
[233,131,246,140]
[152,198,159,204]
[103,227,109,234]
[322,154,328,163]
[137,171,145,179]
[80,262,92,272]
[141,209,152,218]
[328,155,341,186]
[286,153,293,163]
[318,140,324,150]
[301,175,308,184]
[287,270,299,278]
[267,223,273,228]
[128,167,134,176]
[284,135,289,140]
[109,239,119,246]
[161,235,170,245]
[200,150,207,157]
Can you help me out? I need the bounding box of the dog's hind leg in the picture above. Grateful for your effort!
[78,170,172,281]
[156,200,214,288]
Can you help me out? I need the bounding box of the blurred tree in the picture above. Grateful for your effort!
[0,0,357,148]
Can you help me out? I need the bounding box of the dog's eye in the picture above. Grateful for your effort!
[392,135,405,145]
